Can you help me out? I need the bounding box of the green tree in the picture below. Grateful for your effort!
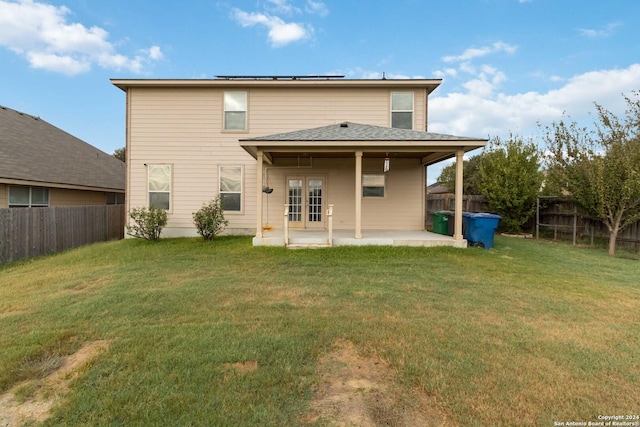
[543,92,640,255]
[113,147,126,162]
[478,135,543,233]
[437,154,484,194]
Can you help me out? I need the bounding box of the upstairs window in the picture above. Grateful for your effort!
[219,166,243,212]
[9,186,49,207]
[391,92,414,129]
[224,92,247,130]
[148,165,171,210]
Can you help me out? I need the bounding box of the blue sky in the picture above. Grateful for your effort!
[1,0,639,184]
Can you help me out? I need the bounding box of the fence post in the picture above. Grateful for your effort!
[572,204,577,246]
[536,196,540,240]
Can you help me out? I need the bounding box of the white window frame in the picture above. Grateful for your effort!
[362,174,386,198]
[219,165,243,213]
[223,91,248,131]
[8,185,49,207]
[390,92,414,130]
[147,164,172,210]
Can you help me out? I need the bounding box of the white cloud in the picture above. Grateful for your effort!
[0,0,161,75]
[262,0,328,17]
[429,64,640,140]
[265,0,299,15]
[442,41,517,63]
[579,22,622,38]
[433,68,458,78]
[426,63,640,185]
[233,9,310,47]
[306,0,328,17]
[147,45,164,61]
[232,1,327,47]
[27,51,90,74]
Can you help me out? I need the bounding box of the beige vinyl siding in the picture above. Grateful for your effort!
[0,184,7,208]
[126,86,428,235]
[127,88,256,233]
[261,158,423,231]
[361,159,424,229]
[50,188,107,206]
[249,88,426,132]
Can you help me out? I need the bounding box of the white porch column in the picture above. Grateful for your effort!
[454,149,464,241]
[355,151,363,239]
[255,150,264,238]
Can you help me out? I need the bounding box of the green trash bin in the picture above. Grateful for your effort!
[432,212,449,235]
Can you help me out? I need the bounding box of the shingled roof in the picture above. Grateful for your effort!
[241,122,486,142]
[0,105,124,191]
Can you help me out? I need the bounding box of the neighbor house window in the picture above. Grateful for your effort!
[362,174,385,198]
[219,166,242,212]
[391,92,414,129]
[9,186,49,207]
[224,92,247,130]
[148,165,171,210]
[106,192,125,205]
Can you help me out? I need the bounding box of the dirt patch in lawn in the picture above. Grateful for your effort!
[302,340,453,426]
[0,340,109,427]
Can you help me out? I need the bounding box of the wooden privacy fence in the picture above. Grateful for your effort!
[425,191,640,250]
[425,193,489,226]
[536,197,640,249]
[0,205,125,264]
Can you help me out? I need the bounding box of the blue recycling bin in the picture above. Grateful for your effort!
[462,212,502,249]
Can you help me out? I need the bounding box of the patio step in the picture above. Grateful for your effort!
[286,242,331,249]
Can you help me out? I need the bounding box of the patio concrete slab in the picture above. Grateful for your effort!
[253,229,467,248]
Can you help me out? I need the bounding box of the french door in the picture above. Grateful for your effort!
[287,177,325,228]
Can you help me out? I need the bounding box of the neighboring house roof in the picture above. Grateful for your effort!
[240,122,488,165]
[427,182,451,194]
[0,105,125,191]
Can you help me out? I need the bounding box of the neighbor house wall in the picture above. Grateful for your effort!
[126,85,428,236]
[50,188,109,206]
[0,184,7,208]
[0,184,115,208]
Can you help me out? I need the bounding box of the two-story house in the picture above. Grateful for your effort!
[111,76,486,247]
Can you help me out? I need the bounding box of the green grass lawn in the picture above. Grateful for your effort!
[1,236,639,426]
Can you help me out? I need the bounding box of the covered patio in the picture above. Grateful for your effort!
[240,122,487,248]
[253,228,465,248]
